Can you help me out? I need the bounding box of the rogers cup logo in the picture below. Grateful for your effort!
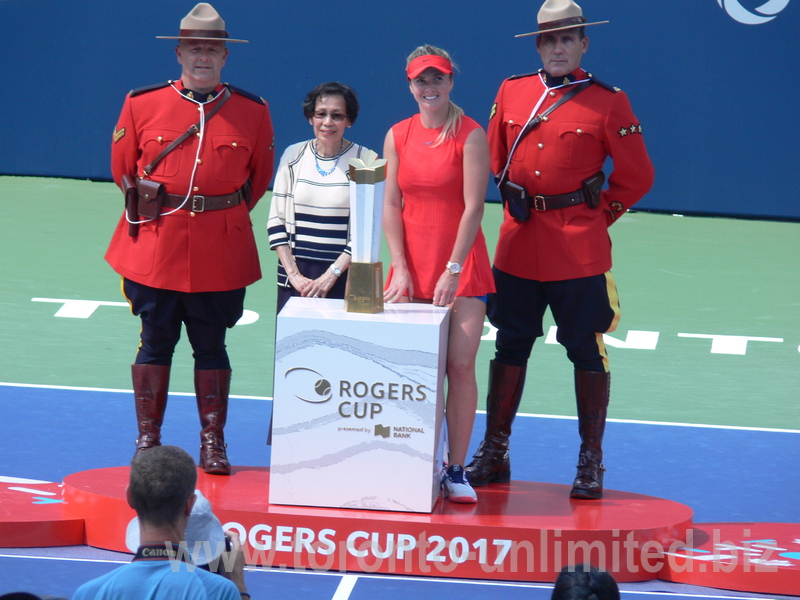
[284,367,332,403]
[717,0,791,24]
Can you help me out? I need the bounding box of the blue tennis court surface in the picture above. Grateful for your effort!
[1,180,798,597]
[1,384,797,598]
[1,551,774,600]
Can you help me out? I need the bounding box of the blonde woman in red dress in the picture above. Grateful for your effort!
[383,44,495,503]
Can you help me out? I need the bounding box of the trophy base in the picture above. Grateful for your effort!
[345,262,384,314]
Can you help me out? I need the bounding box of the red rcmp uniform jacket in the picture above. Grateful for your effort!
[106,80,274,293]
[487,68,655,282]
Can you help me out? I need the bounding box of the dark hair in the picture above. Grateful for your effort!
[129,445,197,528]
[551,565,620,600]
[302,82,360,124]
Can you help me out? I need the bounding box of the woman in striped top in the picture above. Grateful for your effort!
[268,82,377,313]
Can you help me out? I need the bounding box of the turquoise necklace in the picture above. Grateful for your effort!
[313,139,344,177]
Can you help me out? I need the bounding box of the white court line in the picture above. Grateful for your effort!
[331,574,358,600]
[0,475,52,484]
[0,381,269,401]
[0,554,128,565]
[8,487,57,496]
[0,381,797,433]
[514,411,800,434]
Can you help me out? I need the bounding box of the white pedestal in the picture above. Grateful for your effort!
[269,297,449,513]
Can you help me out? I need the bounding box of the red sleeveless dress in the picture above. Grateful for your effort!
[386,114,495,299]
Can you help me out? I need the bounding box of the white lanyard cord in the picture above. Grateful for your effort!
[498,74,590,184]
[161,84,209,216]
[125,88,209,224]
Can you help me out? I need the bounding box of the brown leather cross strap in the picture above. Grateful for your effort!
[142,87,231,177]
[516,80,592,141]
[497,80,593,191]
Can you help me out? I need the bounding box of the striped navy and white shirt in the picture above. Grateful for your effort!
[268,140,377,288]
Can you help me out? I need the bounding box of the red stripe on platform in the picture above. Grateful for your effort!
[0,480,84,547]
[61,466,695,583]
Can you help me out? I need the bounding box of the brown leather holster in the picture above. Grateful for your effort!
[122,174,139,237]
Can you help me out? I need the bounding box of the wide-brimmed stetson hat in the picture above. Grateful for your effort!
[157,2,248,43]
[516,0,608,38]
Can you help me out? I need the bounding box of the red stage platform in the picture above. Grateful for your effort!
[0,477,83,547]
[58,466,694,583]
[4,467,799,594]
[659,522,800,597]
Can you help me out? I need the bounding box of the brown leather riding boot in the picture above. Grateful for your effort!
[570,370,610,499]
[195,369,232,475]
[465,360,526,486]
[132,364,170,459]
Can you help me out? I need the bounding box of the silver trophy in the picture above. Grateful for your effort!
[345,155,387,313]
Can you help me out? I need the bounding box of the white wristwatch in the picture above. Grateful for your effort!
[330,264,342,277]
[446,261,462,276]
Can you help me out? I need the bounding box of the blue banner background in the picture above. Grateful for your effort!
[1,0,797,219]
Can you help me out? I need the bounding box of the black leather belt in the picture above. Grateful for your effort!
[162,190,243,212]
[532,189,587,211]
